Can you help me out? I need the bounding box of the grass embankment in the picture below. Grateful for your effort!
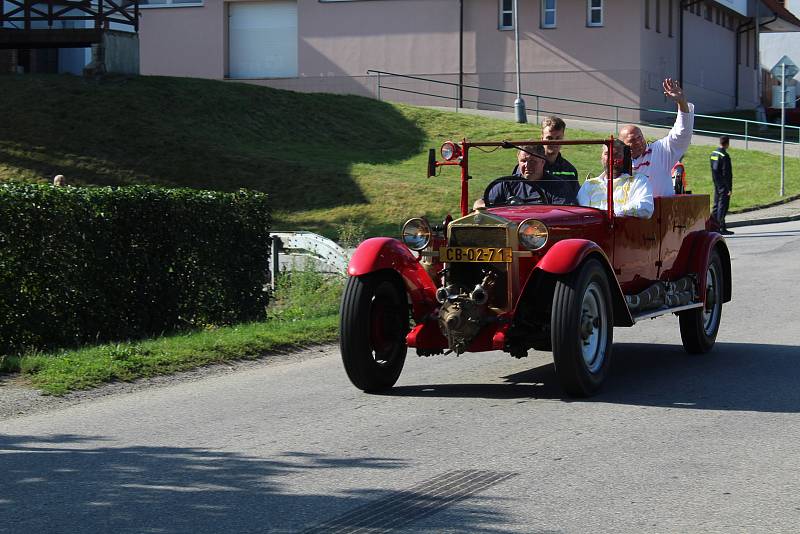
[2,75,798,239]
[1,74,798,393]
[0,270,343,395]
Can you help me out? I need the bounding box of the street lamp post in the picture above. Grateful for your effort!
[781,62,786,197]
[513,0,527,123]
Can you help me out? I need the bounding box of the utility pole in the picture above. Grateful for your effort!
[513,0,527,123]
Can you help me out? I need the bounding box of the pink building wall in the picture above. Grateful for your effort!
[138,0,753,119]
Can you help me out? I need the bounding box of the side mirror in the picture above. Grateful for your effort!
[427,148,437,178]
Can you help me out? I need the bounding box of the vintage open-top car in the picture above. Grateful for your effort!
[339,138,731,397]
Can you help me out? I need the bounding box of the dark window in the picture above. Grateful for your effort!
[499,0,514,30]
[645,0,650,29]
[587,0,603,27]
[668,0,673,37]
[705,2,712,21]
[542,0,557,28]
[656,0,661,33]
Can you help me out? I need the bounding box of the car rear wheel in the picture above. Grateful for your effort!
[340,272,409,392]
[679,250,723,354]
[551,258,614,397]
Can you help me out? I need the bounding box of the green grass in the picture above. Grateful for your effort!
[0,269,344,395]
[2,74,797,239]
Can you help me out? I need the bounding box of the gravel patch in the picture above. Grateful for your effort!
[0,343,338,421]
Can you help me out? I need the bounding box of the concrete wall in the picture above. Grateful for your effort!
[104,31,140,74]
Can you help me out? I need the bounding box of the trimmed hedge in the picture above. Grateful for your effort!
[0,184,271,353]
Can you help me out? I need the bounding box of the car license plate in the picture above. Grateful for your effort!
[439,247,512,263]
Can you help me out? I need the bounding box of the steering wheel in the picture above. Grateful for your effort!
[482,176,552,207]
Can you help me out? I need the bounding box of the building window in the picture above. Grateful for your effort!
[587,0,603,27]
[499,0,514,30]
[715,7,721,25]
[668,0,673,37]
[542,0,557,28]
[645,0,650,29]
[704,2,712,21]
[655,0,661,32]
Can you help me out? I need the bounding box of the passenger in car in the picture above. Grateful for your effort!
[577,139,654,219]
[619,78,694,198]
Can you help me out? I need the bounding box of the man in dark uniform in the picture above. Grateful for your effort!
[512,116,580,204]
[477,144,570,208]
[710,136,733,234]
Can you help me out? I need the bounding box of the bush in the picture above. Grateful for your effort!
[0,184,271,353]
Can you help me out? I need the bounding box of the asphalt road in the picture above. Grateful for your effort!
[2,221,800,534]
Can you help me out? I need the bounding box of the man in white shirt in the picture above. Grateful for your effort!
[577,139,654,219]
[619,78,694,198]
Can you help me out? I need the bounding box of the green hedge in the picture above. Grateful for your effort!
[0,184,271,353]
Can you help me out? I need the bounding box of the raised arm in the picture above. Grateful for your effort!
[653,78,695,159]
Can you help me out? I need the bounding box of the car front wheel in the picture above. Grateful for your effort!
[679,249,723,354]
[340,272,409,392]
[551,258,614,397]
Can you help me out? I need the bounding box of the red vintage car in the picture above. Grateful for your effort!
[339,138,731,397]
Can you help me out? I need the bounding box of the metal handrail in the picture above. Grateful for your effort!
[367,69,800,148]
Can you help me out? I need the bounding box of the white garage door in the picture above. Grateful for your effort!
[229,1,298,79]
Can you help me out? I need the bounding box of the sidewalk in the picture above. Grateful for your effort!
[726,195,800,228]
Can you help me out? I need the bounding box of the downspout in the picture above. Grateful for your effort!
[459,0,463,109]
[735,19,755,108]
[679,1,684,85]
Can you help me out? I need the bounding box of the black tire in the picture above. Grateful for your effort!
[340,271,409,392]
[679,250,723,354]
[551,258,614,397]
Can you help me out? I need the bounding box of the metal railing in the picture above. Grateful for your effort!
[367,70,800,149]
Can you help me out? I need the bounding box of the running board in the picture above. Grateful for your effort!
[631,302,704,323]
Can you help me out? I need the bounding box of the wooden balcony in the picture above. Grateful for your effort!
[0,0,138,49]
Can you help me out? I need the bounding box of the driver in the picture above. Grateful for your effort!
[474,144,573,209]
[476,145,546,209]
[577,139,654,218]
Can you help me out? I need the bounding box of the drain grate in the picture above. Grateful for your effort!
[302,469,517,533]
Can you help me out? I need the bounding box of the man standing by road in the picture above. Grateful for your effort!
[710,136,733,234]
[513,116,580,203]
[619,78,695,197]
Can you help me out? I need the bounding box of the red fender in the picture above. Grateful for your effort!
[666,231,732,303]
[348,237,438,319]
[530,239,634,327]
[536,238,610,274]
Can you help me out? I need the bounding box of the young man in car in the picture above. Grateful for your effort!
[619,78,694,197]
[577,139,654,218]
[513,116,580,204]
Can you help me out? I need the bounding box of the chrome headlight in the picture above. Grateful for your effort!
[518,219,548,251]
[401,218,432,250]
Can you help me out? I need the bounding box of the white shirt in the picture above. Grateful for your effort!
[577,172,655,219]
[632,103,695,197]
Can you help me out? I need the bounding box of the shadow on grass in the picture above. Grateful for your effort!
[0,434,515,533]
[387,342,800,413]
[0,74,426,212]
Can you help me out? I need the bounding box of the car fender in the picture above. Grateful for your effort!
[527,239,634,327]
[348,237,438,319]
[669,231,732,303]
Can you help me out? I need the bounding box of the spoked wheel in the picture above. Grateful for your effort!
[679,250,723,354]
[340,271,409,392]
[551,258,614,397]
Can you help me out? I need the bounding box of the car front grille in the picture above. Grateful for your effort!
[447,225,510,309]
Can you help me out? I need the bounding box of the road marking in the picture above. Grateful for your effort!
[302,469,517,533]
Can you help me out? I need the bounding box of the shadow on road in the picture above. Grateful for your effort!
[389,342,800,412]
[0,434,513,534]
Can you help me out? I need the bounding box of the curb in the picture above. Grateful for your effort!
[727,213,800,228]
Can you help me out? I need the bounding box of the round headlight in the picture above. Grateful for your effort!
[401,218,432,250]
[518,219,548,251]
[440,141,461,161]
